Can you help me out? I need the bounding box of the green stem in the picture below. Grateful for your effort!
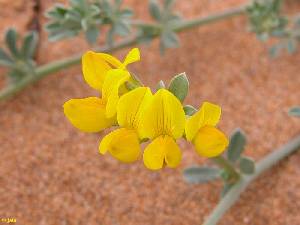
[0,5,247,101]
[173,5,246,32]
[212,156,240,183]
[203,135,300,225]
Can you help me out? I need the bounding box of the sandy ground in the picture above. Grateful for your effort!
[0,0,300,224]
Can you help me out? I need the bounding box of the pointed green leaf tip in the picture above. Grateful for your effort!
[156,80,165,91]
[21,31,39,59]
[289,106,300,117]
[5,28,19,58]
[168,72,189,102]
[183,105,197,116]
[227,128,247,162]
[239,156,255,174]
[149,0,161,21]
[183,166,220,184]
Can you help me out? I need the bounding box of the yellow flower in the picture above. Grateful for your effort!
[185,102,229,158]
[99,87,153,162]
[63,48,140,132]
[82,48,140,91]
[140,89,186,170]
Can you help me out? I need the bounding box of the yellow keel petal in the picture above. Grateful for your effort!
[99,128,141,163]
[193,126,228,158]
[143,135,182,170]
[63,97,116,132]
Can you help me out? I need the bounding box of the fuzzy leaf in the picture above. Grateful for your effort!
[0,48,13,67]
[239,156,255,174]
[227,128,247,162]
[183,166,220,184]
[5,28,19,57]
[289,106,300,117]
[149,0,161,21]
[21,31,38,59]
[85,26,99,44]
[168,72,189,102]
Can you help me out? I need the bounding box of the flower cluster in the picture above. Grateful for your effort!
[63,48,229,170]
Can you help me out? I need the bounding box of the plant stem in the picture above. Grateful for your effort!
[212,156,240,183]
[173,5,246,32]
[0,5,247,101]
[203,135,300,225]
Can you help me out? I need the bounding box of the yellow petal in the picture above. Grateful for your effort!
[193,126,228,158]
[164,136,182,168]
[185,101,221,141]
[122,48,140,67]
[143,136,165,170]
[140,89,185,139]
[82,51,112,90]
[143,135,182,170]
[95,52,123,68]
[117,87,153,132]
[63,97,116,132]
[99,128,140,163]
[102,69,131,118]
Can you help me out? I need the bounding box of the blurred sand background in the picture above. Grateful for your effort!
[0,0,300,224]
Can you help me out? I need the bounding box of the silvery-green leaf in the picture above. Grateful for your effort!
[239,156,255,174]
[81,18,89,31]
[161,30,179,49]
[168,72,189,102]
[289,106,300,117]
[183,166,220,184]
[114,22,130,36]
[45,22,63,33]
[85,26,99,44]
[121,8,133,18]
[227,128,247,162]
[183,105,197,116]
[21,31,38,59]
[5,28,19,58]
[149,0,161,21]
[0,48,13,67]
[48,30,78,42]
